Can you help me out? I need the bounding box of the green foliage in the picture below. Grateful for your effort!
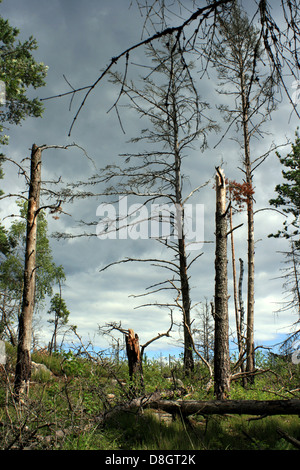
[269,128,300,249]
[0,200,65,343]
[31,366,52,383]
[0,12,47,146]
[0,8,47,241]
[31,350,62,377]
[1,345,299,450]
[60,351,87,377]
[47,294,70,352]
[0,224,10,257]
[0,200,65,306]
[48,294,70,325]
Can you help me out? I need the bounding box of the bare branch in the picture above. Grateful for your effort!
[40,0,233,136]
[168,279,213,379]
[140,311,174,357]
[99,256,179,274]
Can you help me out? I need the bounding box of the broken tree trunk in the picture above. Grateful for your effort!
[125,328,144,394]
[214,168,231,399]
[14,144,41,399]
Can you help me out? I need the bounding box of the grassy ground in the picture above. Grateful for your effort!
[0,344,299,450]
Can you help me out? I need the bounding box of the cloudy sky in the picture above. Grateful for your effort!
[1,0,299,359]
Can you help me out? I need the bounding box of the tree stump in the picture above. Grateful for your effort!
[125,329,144,394]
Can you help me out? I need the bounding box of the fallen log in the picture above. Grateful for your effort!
[149,398,300,416]
[97,393,300,426]
[96,391,163,425]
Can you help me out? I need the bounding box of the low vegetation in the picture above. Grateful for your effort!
[0,344,299,450]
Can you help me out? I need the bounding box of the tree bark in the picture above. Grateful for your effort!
[179,234,194,373]
[149,398,300,417]
[240,68,255,382]
[125,328,144,394]
[97,395,300,424]
[214,168,231,399]
[238,258,246,386]
[14,144,41,398]
[170,57,194,373]
[238,258,245,337]
[49,316,58,355]
[229,203,241,351]
[246,189,255,380]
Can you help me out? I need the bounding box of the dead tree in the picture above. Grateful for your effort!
[14,144,42,398]
[100,317,174,394]
[238,258,246,386]
[148,398,300,418]
[97,394,300,428]
[214,167,231,399]
[13,143,81,399]
[229,198,240,351]
[125,328,144,394]
[209,4,285,383]
[42,1,300,136]
[238,258,245,343]
[63,39,215,375]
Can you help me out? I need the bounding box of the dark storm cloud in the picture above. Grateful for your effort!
[1,0,298,353]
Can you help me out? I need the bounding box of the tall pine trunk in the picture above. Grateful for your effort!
[229,201,243,357]
[171,67,194,373]
[14,144,41,398]
[240,70,255,381]
[214,168,230,399]
[179,234,194,372]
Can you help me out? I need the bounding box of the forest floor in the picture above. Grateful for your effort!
[0,343,299,451]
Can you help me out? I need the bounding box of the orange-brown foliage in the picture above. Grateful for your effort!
[226,179,255,210]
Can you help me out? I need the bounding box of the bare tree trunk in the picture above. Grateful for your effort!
[125,328,144,395]
[171,69,194,373]
[179,234,194,373]
[14,144,41,399]
[229,205,247,384]
[98,396,300,426]
[240,74,255,381]
[149,398,300,417]
[229,202,242,357]
[238,258,246,386]
[238,259,245,335]
[49,316,58,355]
[196,299,214,363]
[246,196,255,380]
[214,168,230,399]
